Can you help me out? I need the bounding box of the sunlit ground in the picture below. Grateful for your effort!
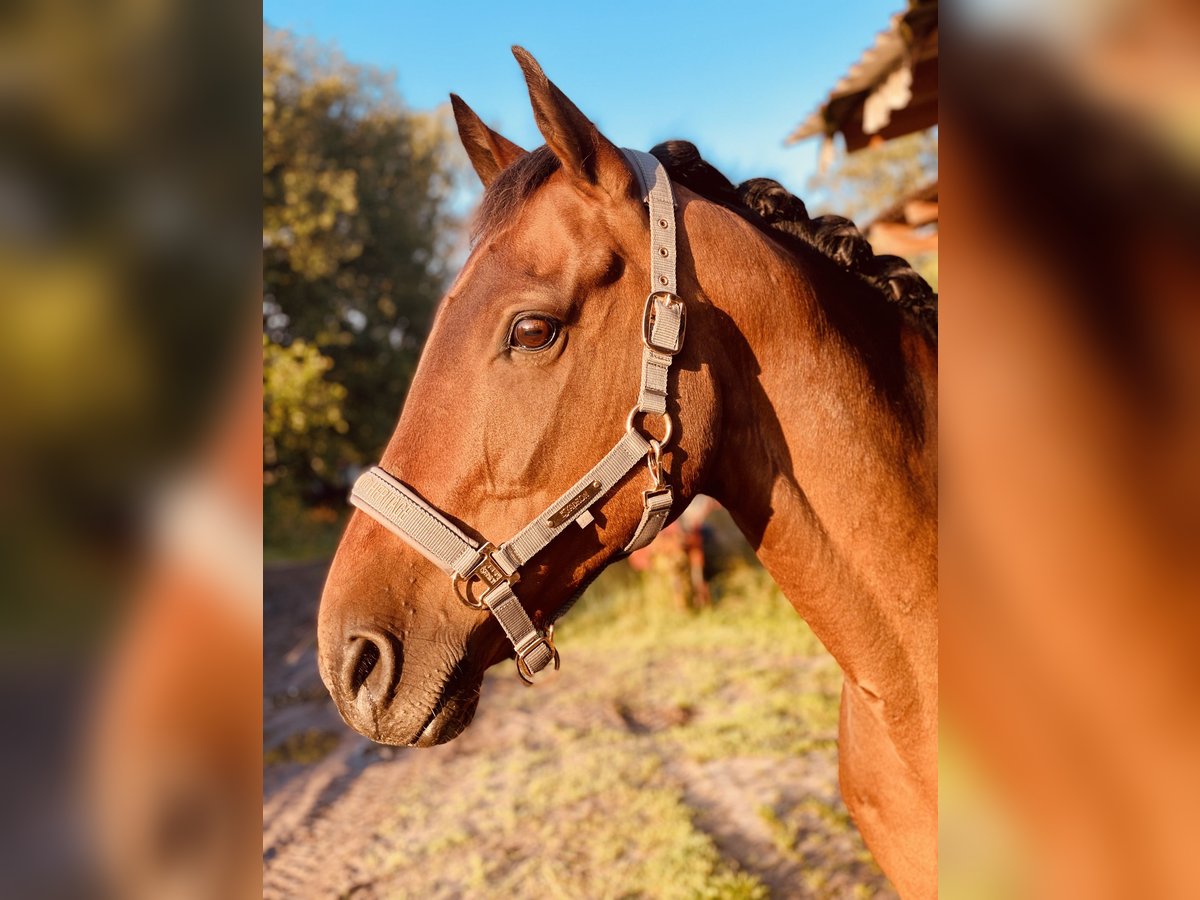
[263,513,893,899]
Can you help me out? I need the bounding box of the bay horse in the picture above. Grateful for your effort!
[318,48,937,897]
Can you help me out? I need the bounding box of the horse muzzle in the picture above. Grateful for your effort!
[320,623,484,747]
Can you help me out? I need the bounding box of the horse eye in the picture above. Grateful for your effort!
[508,314,559,352]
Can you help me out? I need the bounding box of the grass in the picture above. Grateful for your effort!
[560,559,843,763]
[268,509,890,897]
[366,728,768,899]
[562,557,828,655]
[349,552,885,897]
[265,727,341,766]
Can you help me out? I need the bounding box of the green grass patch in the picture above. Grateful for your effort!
[264,728,341,767]
[558,559,843,762]
[562,559,825,655]
[367,730,767,899]
[271,513,886,896]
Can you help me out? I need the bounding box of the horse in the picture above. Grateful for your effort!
[318,48,937,898]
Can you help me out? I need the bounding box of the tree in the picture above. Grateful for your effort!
[263,27,461,501]
[263,334,348,487]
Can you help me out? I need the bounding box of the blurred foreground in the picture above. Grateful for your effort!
[940,3,1200,896]
[0,0,261,896]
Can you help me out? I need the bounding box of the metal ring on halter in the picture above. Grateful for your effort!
[451,542,518,610]
[626,406,674,447]
[451,573,486,609]
[515,625,560,685]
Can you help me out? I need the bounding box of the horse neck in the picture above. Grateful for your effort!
[692,203,938,701]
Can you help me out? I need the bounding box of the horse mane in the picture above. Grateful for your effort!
[473,141,938,338]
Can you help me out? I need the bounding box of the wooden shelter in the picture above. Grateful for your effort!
[788,0,938,257]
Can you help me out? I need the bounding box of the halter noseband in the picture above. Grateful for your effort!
[348,149,686,684]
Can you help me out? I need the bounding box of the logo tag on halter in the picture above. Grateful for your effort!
[475,555,511,589]
[546,479,602,528]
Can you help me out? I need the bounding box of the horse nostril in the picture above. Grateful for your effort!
[349,639,381,694]
[343,631,401,699]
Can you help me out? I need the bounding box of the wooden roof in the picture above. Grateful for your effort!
[787,0,938,152]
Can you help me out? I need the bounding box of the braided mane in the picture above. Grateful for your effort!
[649,141,938,338]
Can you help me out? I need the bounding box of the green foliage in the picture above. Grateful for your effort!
[263,334,348,482]
[806,130,938,223]
[262,490,348,563]
[263,26,461,507]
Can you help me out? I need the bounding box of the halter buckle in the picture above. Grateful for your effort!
[515,624,561,685]
[642,292,686,355]
[452,542,519,609]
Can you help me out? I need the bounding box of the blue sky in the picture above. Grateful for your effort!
[264,1,902,198]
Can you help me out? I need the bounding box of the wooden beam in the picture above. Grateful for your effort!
[840,56,939,151]
[867,222,939,256]
[904,199,939,227]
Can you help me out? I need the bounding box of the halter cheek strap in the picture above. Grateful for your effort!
[349,148,685,683]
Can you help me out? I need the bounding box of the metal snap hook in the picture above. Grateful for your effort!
[646,439,666,490]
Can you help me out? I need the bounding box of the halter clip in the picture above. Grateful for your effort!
[452,542,519,609]
[646,439,666,490]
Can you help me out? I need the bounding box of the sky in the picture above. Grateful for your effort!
[263,1,903,200]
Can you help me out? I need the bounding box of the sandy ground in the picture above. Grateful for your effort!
[263,561,896,899]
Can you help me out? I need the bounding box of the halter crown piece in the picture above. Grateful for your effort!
[348,150,686,683]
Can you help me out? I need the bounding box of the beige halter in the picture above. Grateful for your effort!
[348,149,686,683]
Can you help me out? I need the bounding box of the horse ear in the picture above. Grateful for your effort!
[511,46,637,202]
[450,93,527,188]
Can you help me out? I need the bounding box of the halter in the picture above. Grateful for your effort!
[348,149,685,684]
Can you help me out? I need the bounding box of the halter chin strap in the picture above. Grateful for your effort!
[349,148,685,684]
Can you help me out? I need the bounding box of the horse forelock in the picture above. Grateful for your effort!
[471,146,560,245]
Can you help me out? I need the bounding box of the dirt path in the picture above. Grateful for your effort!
[263,563,895,899]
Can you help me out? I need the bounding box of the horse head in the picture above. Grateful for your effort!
[317,49,720,746]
